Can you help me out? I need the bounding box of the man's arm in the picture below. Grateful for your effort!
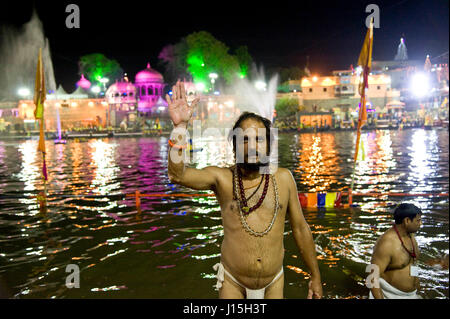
[168,130,220,190]
[283,168,322,298]
[166,81,218,191]
[370,237,392,299]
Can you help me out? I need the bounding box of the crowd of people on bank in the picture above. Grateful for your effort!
[273,115,446,133]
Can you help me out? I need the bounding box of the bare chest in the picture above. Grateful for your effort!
[388,241,419,270]
[215,172,288,237]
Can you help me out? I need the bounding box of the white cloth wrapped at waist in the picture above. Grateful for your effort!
[213,262,283,299]
[369,277,421,299]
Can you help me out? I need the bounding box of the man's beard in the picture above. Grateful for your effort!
[237,161,268,172]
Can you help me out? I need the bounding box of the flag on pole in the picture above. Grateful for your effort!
[34,48,48,181]
[356,136,366,161]
[34,48,46,120]
[354,19,373,162]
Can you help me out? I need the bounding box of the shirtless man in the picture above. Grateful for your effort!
[166,81,322,299]
[369,203,422,299]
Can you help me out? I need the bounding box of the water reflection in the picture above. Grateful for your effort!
[407,130,436,194]
[90,140,120,196]
[17,140,39,192]
[295,133,339,192]
[0,142,5,194]
[67,141,86,196]
[355,130,399,192]
[0,129,447,299]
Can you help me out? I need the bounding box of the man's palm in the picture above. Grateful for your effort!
[169,98,193,125]
[166,81,200,126]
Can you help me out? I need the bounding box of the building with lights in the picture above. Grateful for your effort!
[16,82,110,132]
[134,63,166,113]
[18,97,108,132]
[371,38,422,91]
[299,70,400,120]
[2,63,169,131]
[105,80,137,127]
[371,38,449,117]
[103,63,168,126]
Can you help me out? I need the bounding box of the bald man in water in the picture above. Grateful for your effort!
[166,81,322,299]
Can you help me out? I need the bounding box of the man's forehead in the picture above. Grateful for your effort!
[239,118,266,129]
[235,127,267,136]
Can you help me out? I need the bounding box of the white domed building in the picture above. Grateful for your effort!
[135,63,167,113]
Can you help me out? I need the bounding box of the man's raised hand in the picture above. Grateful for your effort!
[165,80,200,127]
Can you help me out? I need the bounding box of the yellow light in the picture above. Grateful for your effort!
[88,102,94,107]
[312,76,318,82]
[301,78,312,87]
[55,103,61,107]
[321,78,336,86]
[71,102,78,107]
[101,101,108,106]
[21,103,28,107]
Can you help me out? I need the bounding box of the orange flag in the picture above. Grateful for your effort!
[34,48,46,120]
[33,48,47,180]
[354,19,373,162]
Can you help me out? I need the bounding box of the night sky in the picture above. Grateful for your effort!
[1,0,448,91]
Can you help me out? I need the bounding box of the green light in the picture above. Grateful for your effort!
[187,52,208,85]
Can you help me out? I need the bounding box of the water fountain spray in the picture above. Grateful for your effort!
[230,64,279,122]
[0,10,57,101]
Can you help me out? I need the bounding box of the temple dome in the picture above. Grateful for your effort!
[76,74,91,90]
[135,63,164,83]
[106,81,136,94]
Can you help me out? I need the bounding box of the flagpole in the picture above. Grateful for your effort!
[349,95,365,206]
[349,19,373,206]
[35,48,48,213]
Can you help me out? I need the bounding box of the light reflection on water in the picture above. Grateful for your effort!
[0,129,448,299]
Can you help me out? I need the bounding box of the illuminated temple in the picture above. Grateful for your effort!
[15,64,167,131]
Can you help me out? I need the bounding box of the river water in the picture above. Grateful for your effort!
[0,128,448,298]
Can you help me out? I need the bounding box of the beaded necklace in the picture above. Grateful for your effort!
[233,166,279,237]
[245,175,265,201]
[393,224,417,259]
[236,166,270,215]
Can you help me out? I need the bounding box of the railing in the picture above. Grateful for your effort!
[32,189,449,211]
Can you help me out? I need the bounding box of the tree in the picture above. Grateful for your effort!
[275,97,299,118]
[159,31,247,88]
[78,53,123,86]
[279,67,305,83]
[158,40,190,84]
[234,45,253,78]
[185,31,240,87]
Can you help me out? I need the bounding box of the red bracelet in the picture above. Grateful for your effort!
[168,139,187,149]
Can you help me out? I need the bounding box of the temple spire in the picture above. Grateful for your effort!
[394,37,408,61]
[424,55,432,72]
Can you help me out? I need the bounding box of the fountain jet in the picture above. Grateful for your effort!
[229,64,279,122]
[0,10,57,101]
